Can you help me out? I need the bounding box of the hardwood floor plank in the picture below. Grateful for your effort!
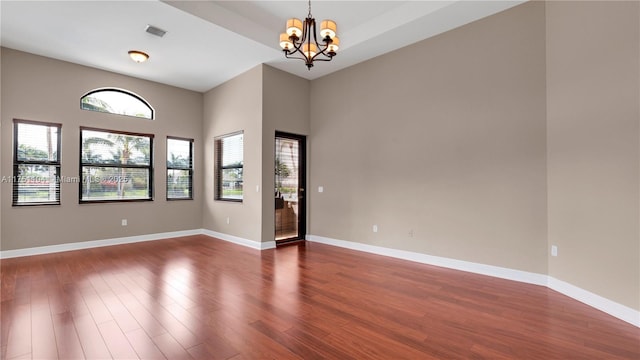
[152,332,194,360]
[79,280,114,325]
[1,260,18,302]
[30,296,58,359]
[1,300,13,349]
[109,288,168,338]
[4,303,31,359]
[97,320,139,359]
[124,328,167,360]
[72,314,111,359]
[1,235,638,359]
[185,338,239,360]
[52,312,85,360]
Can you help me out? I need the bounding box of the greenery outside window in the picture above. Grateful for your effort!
[12,119,62,206]
[167,137,193,200]
[80,88,154,119]
[215,131,243,201]
[80,127,153,202]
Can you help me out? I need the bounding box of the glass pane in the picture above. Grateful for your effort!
[82,130,150,166]
[81,89,153,119]
[221,168,243,199]
[16,123,59,162]
[81,166,150,201]
[222,133,243,167]
[275,137,300,240]
[167,138,191,168]
[15,164,60,204]
[167,169,192,199]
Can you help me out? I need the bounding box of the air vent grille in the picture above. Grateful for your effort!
[145,25,167,38]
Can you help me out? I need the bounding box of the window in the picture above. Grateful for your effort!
[167,137,193,200]
[80,88,154,119]
[80,127,153,202]
[215,131,243,201]
[12,119,62,206]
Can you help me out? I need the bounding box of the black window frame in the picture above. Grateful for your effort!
[215,131,244,202]
[80,88,154,120]
[12,119,62,206]
[79,126,154,203]
[166,136,194,201]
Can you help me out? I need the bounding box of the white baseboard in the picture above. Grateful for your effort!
[306,234,640,328]
[0,229,202,259]
[201,229,276,250]
[306,234,547,285]
[0,228,277,259]
[547,277,640,327]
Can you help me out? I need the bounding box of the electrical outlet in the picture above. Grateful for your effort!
[318,186,324,193]
[226,217,230,225]
[373,225,378,233]
[121,219,127,226]
[551,245,558,257]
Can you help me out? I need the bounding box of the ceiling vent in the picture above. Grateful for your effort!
[145,25,167,38]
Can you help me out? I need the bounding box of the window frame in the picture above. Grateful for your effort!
[166,136,194,201]
[214,131,244,202]
[79,126,154,203]
[12,119,62,206]
[80,88,154,120]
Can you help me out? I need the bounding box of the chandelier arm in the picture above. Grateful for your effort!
[284,52,309,62]
[302,17,311,45]
[287,16,311,53]
[289,39,305,54]
[310,40,333,60]
[285,36,309,62]
[308,20,334,62]
[306,17,315,65]
[314,48,335,60]
[309,43,333,62]
[307,57,333,63]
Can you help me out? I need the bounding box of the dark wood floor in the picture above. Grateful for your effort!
[1,235,638,359]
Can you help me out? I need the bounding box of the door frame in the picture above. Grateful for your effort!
[274,131,306,244]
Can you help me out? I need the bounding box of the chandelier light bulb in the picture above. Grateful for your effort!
[327,36,340,53]
[303,43,318,59]
[279,33,293,50]
[320,20,337,39]
[286,18,303,37]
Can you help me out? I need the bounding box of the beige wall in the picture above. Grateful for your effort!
[201,65,309,243]
[0,48,204,250]
[261,65,310,241]
[546,1,640,310]
[202,65,264,242]
[309,1,548,273]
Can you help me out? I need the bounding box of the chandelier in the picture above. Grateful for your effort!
[279,0,340,70]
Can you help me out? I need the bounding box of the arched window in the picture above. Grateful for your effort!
[80,88,154,120]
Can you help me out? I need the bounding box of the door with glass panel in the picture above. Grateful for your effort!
[275,132,306,243]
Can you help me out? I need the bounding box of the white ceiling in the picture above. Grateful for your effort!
[0,0,526,93]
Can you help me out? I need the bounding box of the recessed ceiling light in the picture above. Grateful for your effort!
[128,50,149,63]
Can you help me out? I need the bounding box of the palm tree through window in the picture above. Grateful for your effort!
[80,127,153,202]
